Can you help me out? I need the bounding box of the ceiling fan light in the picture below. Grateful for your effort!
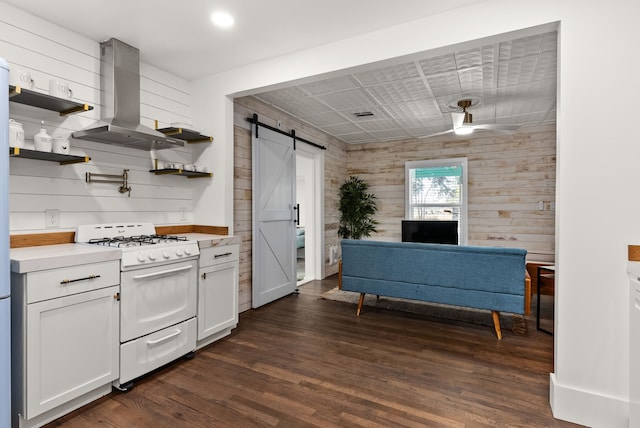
[455,127,474,135]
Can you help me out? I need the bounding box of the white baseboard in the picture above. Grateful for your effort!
[550,373,629,427]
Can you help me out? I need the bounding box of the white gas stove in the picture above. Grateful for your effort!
[75,222,199,270]
[75,222,199,390]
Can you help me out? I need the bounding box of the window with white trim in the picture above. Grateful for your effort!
[405,158,468,244]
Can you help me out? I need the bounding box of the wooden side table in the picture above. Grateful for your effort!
[537,265,555,335]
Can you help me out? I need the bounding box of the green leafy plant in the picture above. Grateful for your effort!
[338,176,378,239]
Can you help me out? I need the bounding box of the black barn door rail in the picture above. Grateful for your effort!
[246,113,326,151]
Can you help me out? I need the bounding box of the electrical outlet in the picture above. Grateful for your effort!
[45,209,59,228]
[538,201,544,211]
[179,207,188,221]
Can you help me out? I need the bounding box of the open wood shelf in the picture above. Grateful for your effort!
[156,127,213,143]
[10,147,90,165]
[9,85,94,116]
[149,168,212,178]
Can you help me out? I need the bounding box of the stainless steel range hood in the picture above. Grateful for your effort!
[72,38,185,150]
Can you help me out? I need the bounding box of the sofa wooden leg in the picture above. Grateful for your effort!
[524,272,532,316]
[492,311,502,340]
[357,293,365,316]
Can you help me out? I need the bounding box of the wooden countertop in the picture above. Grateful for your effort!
[10,224,230,248]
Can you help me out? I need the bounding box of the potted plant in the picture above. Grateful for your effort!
[338,176,378,239]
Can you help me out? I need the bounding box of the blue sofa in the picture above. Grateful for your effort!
[339,239,530,339]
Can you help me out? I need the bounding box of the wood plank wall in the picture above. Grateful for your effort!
[347,124,556,262]
[234,97,348,312]
[1,3,198,233]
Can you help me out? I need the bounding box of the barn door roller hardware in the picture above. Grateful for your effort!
[86,169,132,197]
[246,113,327,150]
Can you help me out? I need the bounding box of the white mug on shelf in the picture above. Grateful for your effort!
[52,137,70,154]
[48,79,73,99]
[10,69,35,90]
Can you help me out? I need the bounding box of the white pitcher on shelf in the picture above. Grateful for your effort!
[33,121,52,152]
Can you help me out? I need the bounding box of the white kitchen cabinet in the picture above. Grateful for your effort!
[196,243,239,349]
[11,260,120,428]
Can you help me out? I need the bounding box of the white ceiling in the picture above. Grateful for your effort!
[3,0,557,144]
[255,30,557,143]
[3,0,485,80]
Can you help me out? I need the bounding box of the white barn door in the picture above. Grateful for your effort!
[252,125,297,308]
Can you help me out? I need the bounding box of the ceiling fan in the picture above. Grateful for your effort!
[421,99,520,138]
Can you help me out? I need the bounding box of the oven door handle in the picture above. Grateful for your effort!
[132,264,194,280]
[146,329,182,346]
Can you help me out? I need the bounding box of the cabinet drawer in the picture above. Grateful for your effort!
[199,244,239,268]
[119,317,196,384]
[26,260,120,304]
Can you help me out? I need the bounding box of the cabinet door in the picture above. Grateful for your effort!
[198,261,238,340]
[26,286,119,419]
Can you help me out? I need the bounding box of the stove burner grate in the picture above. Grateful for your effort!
[87,234,188,247]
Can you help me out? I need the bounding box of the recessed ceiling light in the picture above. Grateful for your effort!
[211,11,234,28]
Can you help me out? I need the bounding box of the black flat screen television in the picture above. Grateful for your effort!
[401,220,458,245]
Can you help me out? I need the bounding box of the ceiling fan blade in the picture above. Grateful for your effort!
[471,123,520,131]
[451,112,465,129]
[417,128,455,139]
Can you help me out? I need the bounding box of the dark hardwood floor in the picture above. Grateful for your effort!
[47,275,579,427]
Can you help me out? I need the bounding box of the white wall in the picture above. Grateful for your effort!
[1,2,198,233]
[191,1,640,426]
[296,155,314,229]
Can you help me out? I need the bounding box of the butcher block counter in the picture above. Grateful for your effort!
[10,243,121,273]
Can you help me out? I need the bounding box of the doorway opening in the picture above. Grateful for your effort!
[296,143,324,286]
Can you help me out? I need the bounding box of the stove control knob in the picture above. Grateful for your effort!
[137,252,147,262]
[148,251,157,261]
[176,247,184,256]
[184,246,192,256]
[162,249,171,259]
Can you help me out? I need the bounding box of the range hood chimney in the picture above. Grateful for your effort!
[72,38,184,150]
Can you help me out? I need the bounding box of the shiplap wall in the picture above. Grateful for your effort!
[1,2,198,233]
[234,96,348,312]
[346,124,557,262]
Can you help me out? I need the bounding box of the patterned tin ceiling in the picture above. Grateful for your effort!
[254,31,557,144]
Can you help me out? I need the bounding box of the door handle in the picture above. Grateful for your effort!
[132,264,193,280]
[60,274,101,285]
[293,203,300,224]
[214,252,233,258]
[146,329,182,346]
